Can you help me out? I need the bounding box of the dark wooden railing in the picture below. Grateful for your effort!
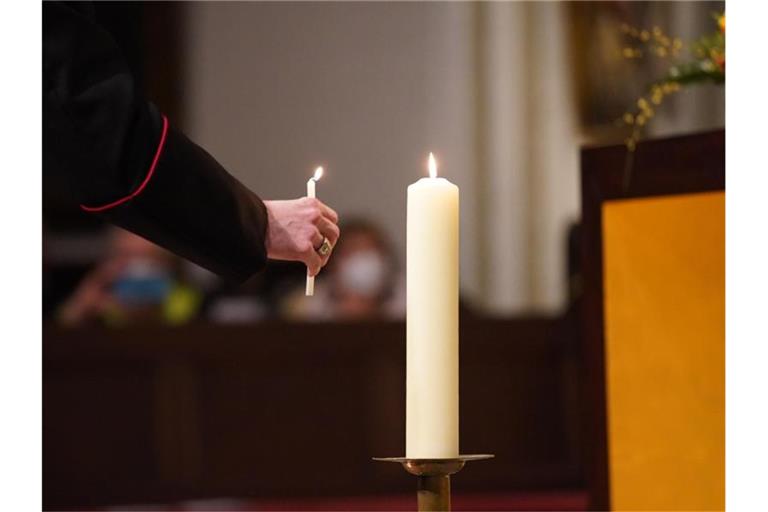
[44,316,583,509]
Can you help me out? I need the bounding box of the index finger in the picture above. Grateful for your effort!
[317,200,339,224]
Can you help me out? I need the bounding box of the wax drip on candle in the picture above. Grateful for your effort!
[428,152,438,178]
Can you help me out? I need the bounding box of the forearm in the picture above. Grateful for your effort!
[98,124,269,282]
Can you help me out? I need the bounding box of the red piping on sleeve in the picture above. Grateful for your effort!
[80,115,169,212]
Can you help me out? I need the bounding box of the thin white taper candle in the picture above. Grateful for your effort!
[305,166,324,296]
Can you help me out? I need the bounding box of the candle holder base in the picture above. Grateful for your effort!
[373,454,494,511]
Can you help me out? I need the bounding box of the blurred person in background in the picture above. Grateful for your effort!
[58,228,201,327]
[44,1,340,290]
[282,219,405,321]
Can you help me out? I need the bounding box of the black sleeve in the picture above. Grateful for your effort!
[43,1,268,283]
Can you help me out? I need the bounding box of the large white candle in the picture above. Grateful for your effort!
[406,152,460,458]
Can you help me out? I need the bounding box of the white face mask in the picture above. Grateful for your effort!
[338,250,388,298]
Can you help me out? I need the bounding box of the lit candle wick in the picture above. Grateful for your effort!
[312,166,324,182]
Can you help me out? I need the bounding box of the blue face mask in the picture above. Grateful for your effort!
[111,258,172,305]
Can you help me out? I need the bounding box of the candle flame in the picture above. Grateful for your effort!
[312,166,324,181]
[428,152,437,178]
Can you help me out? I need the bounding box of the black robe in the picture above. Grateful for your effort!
[43,1,268,282]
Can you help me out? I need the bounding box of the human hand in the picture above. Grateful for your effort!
[264,198,340,276]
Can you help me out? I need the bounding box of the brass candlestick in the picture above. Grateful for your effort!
[373,454,494,511]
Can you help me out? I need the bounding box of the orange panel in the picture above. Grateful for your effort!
[602,191,724,511]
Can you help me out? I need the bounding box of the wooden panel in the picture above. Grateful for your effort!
[580,129,724,509]
[602,192,724,510]
[43,318,582,509]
